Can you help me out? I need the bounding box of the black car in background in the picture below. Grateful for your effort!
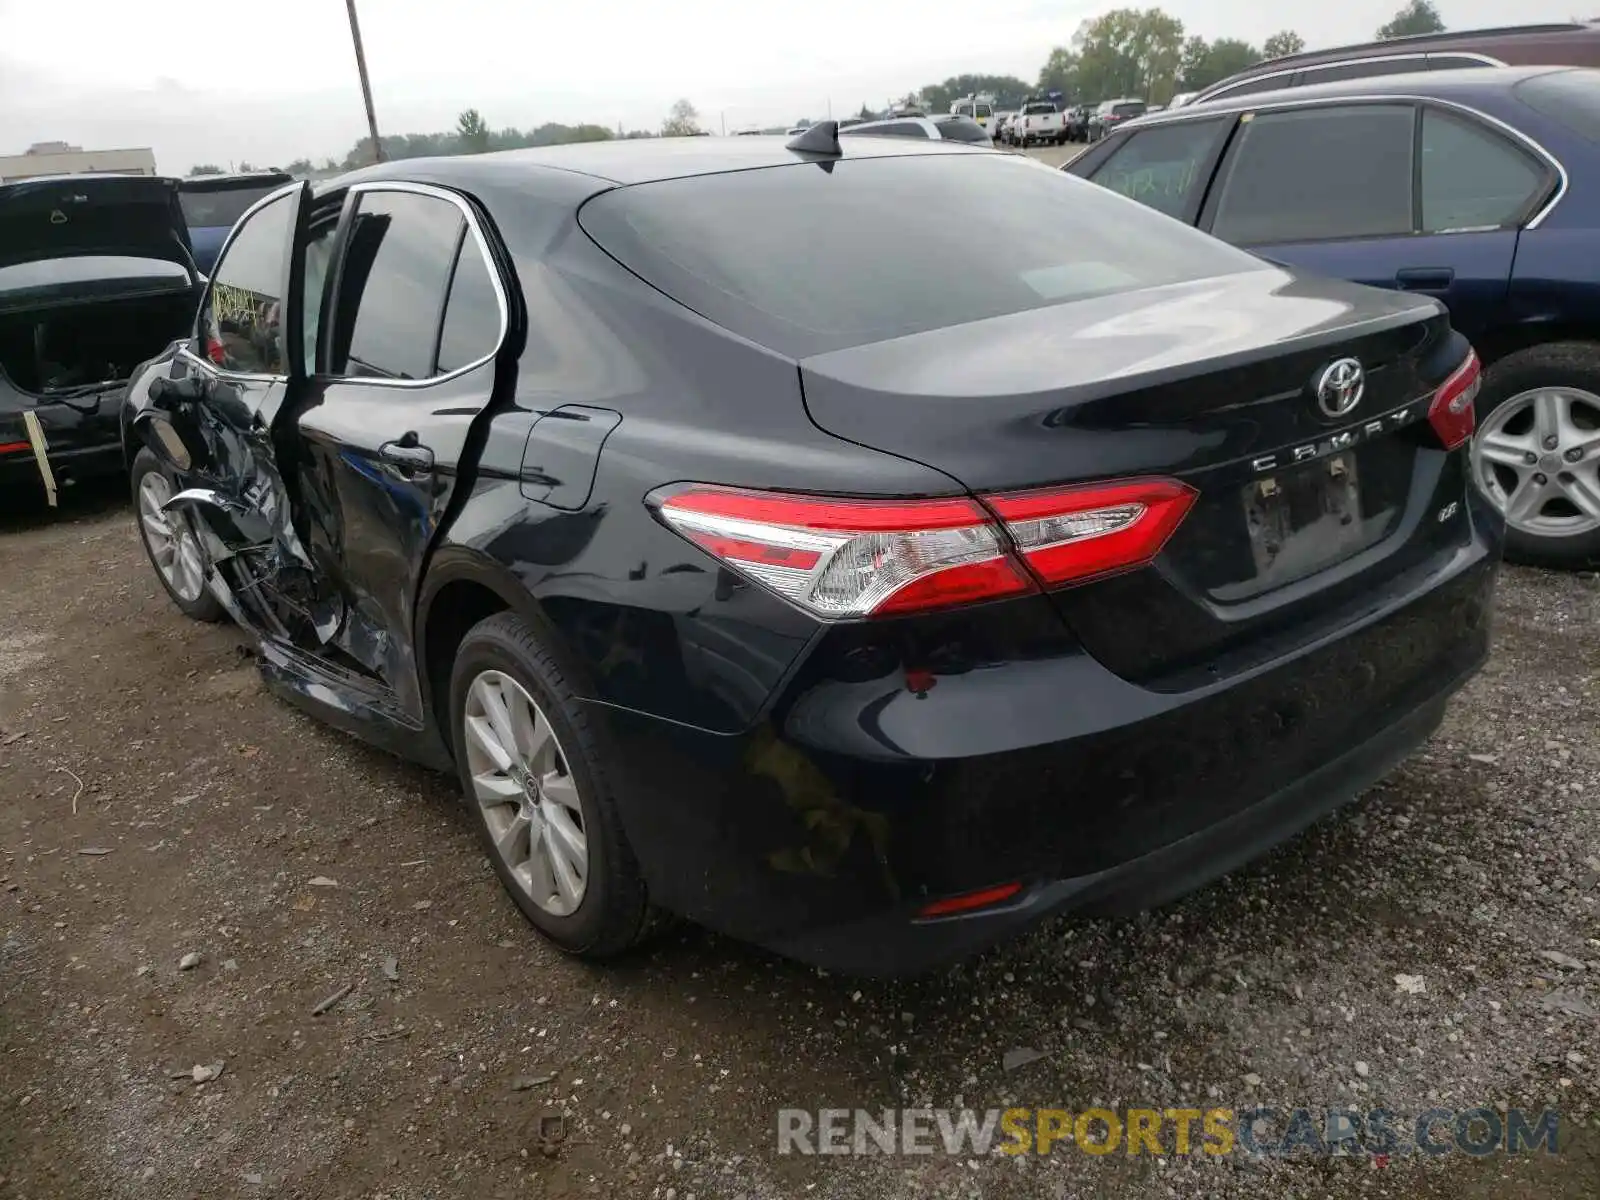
[122,129,1499,974]
[1,175,201,498]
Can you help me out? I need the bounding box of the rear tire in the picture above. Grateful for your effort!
[131,447,224,622]
[1472,342,1600,570]
[448,611,655,958]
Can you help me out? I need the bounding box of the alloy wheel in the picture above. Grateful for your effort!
[1472,386,1600,539]
[137,472,206,602]
[462,669,589,917]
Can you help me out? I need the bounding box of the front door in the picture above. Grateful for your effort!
[283,183,509,722]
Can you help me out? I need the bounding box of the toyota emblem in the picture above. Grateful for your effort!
[1315,358,1365,418]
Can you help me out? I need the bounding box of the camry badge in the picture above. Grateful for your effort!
[1315,358,1365,418]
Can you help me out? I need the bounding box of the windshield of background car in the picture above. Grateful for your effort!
[1514,67,1600,139]
[579,154,1266,357]
[180,184,283,230]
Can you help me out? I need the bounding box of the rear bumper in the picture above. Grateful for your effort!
[0,389,124,490]
[593,507,1499,976]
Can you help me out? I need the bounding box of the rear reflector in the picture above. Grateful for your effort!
[1428,349,1480,450]
[917,882,1024,919]
[653,476,1194,619]
[654,485,1035,619]
[0,440,31,455]
[987,478,1197,587]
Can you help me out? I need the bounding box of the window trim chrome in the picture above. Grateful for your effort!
[1119,92,1568,230]
[1198,51,1504,105]
[180,179,511,391]
[327,179,511,389]
[180,181,303,384]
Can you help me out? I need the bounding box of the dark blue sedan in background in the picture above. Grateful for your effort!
[1068,66,1600,568]
[178,171,292,274]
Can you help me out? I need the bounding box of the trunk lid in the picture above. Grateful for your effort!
[0,175,196,276]
[799,268,1469,682]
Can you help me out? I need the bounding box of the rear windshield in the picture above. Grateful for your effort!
[1113,102,1147,118]
[1025,103,1057,115]
[179,184,282,230]
[1514,68,1600,140]
[935,117,992,143]
[580,154,1264,357]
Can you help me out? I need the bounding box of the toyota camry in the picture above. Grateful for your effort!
[121,126,1502,975]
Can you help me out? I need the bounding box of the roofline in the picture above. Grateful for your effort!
[1248,20,1590,71]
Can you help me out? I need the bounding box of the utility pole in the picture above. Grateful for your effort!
[345,0,384,163]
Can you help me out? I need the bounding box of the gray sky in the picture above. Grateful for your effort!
[0,1,1583,173]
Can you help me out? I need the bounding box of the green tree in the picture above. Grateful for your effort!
[1073,7,1187,104]
[921,73,1034,112]
[858,103,875,119]
[285,158,314,175]
[1036,47,1082,101]
[1377,0,1445,38]
[456,108,491,154]
[187,164,223,176]
[1263,30,1305,59]
[661,98,701,137]
[1189,38,1261,89]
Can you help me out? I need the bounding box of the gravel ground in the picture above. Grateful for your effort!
[1,481,1597,1200]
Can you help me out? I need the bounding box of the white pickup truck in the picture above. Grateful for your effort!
[1007,101,1066,147]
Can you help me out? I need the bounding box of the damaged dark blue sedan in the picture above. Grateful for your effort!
[122,129,1501,975]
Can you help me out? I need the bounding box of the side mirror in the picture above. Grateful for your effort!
[149,375,207,406]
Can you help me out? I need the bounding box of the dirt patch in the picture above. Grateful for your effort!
[1,483,1597,1199]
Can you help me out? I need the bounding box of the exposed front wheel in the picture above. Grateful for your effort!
[449,611,655,958]
[131,447,224,622]
[1471,343,1600,569]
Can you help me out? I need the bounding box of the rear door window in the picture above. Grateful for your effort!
[1088,118,1231,218]
[1420,107,1549,231]
[1209,105,1416,244]
[579,154,1266,357]
[329,190,465,380]
[435,239,503,373]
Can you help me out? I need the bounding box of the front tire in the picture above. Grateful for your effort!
[449,611,653,958]
[1471,342,1600,569]
[131,447,224,622]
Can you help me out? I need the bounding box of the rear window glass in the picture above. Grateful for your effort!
[934,117,992,143]
[180,184,284,230]
[1025,103,1057,115]
[1515,68,1600,141]
[1113,103,1147,118]
[580,155,1265,357]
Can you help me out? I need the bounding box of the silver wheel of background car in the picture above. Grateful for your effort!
[137,472,206,603]
[462,669,589,917]
[1472,386,1600,539]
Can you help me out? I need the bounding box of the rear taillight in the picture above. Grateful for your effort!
[0,440,31,455]
[1428,349,1480,450]
[986,478,1197,587]
[653,476,1194,619]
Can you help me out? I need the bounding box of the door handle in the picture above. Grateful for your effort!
[1395,267,1454,291]
[379,433,435,473]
